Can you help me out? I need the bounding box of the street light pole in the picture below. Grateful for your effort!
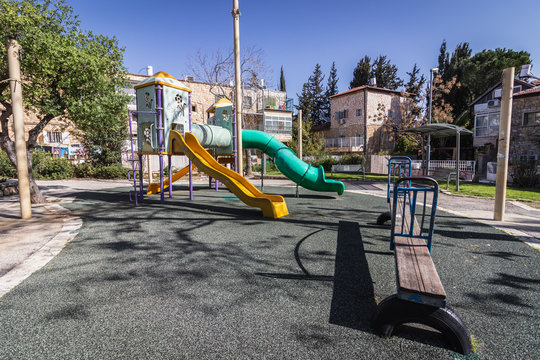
[426,67,438,176]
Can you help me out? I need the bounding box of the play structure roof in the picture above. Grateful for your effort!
[403,123,472,138]
[206,98,233,113]
[134,71,191,92]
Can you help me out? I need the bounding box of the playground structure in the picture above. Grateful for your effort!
[127,72,344,218]
[372,156,472,355]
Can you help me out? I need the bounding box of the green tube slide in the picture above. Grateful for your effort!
[242,130,345,195]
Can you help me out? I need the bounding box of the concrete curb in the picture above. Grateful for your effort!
[0,205,82,299]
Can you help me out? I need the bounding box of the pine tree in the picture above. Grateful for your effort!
[405,64,426,108]
[280,66,286,92]
[371,55,403,90]
[324,62,339,119]
[350,56,371,89]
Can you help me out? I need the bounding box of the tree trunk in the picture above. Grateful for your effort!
[26,148,45,203]
[245,148,253,176]
[1,141,45,204]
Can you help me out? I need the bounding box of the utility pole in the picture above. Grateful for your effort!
[232,0,243,174]
[297,109,302,160]
[7,39,32,219]
[494,67,514,221]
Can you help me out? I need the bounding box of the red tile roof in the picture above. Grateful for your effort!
[514,86,540,97]
[531,80,540,86]
[330,85,411,98]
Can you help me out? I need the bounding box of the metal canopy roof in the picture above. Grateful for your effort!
[402,123,473,138]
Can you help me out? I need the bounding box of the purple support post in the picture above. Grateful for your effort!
[138,154,144,201]
[156,85,165,204]
[215,179,219,191]
[233,110,237,173]
[168,154,172,198]
[188,92,193,200]
[128,111,138,206]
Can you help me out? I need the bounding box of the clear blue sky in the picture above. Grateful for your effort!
[68,0,539,103]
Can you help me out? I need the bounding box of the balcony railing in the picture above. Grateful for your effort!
[325,136,364,150]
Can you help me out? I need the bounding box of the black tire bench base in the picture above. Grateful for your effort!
[372,295,473,355]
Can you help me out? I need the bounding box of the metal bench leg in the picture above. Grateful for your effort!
[372,295,472,355]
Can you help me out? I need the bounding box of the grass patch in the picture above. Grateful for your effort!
[444,180,540,202]
[326,172,388,182]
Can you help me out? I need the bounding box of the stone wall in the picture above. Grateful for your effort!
[0,180,19,197]
[510,94,540,160]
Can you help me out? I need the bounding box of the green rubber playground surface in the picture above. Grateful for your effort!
[0,184,538,359]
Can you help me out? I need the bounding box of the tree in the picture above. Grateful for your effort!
[288,113,325,158]
[0,0,129,203]
[349,55,402,90]
[279,66,286,92]
[350,55,371,89]
[324,61,339,119]
[297,63,325,124]
[186,46,270,175]
[371,55,403,90]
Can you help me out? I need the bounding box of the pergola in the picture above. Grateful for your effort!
[403,123,473,191]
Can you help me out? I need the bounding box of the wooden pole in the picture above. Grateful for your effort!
[494,67,514,221]
[297,109,302,160]
[7,39,31,219]
[232,0,243,174]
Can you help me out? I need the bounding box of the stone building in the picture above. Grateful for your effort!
[0,104,83,159]
[323,86,411,155]
[470,79,539,178]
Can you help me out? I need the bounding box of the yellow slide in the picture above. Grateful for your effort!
[147,163,195,195]
[169,130,288,219]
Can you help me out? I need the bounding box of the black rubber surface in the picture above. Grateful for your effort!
[0,184,538,360]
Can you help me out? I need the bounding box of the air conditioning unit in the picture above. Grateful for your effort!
[185,75,194,81]
[493,89,502,98]
[339,119,346,125]
[487,99,501,107]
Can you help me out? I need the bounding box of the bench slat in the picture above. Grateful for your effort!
[391,193,446,301]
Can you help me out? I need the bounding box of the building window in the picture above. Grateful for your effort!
[47,131,63,144]
[335,110,348,124]
[523,111,540,126]
[475,113,499,137]
[243,96,252,109]
[192,105,197,113]
[356,108,362,117]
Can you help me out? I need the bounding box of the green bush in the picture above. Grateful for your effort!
[93,164,130,179]
[511,159,538,188]
[312,157,338,171]
[73,162,96,178]
[0,149,17,178]
[340,153,365,166]
[32,149,74,180]
[74,162,130,179]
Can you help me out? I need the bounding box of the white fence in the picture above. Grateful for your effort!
[325,136,364,149]
[412,160,476,173]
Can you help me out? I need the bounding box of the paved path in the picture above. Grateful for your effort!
[344,180,540,250]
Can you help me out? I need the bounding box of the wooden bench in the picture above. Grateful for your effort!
[373,177,472,355]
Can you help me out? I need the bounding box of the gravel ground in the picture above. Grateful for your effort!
[0,183,538,360]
